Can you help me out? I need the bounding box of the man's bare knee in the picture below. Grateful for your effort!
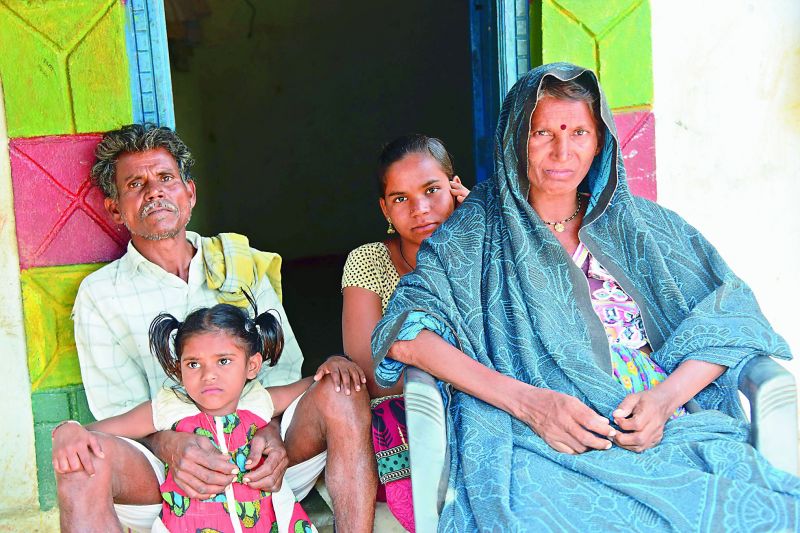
[310,379,371,429]
[57,433,161,506]
[56,432,116,502]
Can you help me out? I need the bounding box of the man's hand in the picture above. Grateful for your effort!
[612,387,674,453]
[515,385,616,454]
[313,355,366,395]
[242,420,289,492]
[52,422,104,476]
[148,430,237,499]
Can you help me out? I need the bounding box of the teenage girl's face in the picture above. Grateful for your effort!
[179,331,262,417]
[379,153,455,247]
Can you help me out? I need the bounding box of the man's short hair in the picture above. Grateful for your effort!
[90,124,195,199]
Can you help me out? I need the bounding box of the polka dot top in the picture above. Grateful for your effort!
[341,242,401,314]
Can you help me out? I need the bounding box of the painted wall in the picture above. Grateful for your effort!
[651,1,800,384]
[0,1,171,526]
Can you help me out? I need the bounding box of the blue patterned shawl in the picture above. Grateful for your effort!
[372,63,799,531]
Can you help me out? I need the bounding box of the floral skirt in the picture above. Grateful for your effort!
[371,394,414,532]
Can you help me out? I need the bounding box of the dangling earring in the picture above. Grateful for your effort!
[386,218,395,234]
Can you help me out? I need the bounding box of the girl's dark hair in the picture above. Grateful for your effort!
[377,134,455,196]
[149,295,284,385]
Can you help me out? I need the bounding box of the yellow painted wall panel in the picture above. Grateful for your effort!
[21,263,105,391]
[0,0,132,137]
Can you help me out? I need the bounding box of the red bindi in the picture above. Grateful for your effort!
[560,124,567,130]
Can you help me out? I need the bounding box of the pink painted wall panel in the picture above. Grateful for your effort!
[10,135,128,269]
[613,111,657,201]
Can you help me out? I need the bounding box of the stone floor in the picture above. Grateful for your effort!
[310,481,407,533]
[0,504,406,533]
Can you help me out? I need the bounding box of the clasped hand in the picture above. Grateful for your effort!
[611,387,674,453]
[517,387,616,455]
[519,386,674,455]
[163,423,289,499]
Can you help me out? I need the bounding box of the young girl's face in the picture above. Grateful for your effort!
[379,152,455,247]
[179,331,262,416]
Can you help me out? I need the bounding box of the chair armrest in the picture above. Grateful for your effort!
[404,367,448,530]
[738,356,798,475]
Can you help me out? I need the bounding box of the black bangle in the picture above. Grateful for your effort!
[327,353,353,362]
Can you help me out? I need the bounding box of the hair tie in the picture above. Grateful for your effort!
[245,319,261,335]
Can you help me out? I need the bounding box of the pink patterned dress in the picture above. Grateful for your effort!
[572,242,686,418]
[158,408,315,533]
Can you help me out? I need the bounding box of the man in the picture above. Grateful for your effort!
[55,124,376,532]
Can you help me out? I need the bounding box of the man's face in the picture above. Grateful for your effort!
[105,148,196,241]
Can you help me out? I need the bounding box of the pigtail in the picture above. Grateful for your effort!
[254,310,284,367]
[240,289,284,367]
[149,313,182,384]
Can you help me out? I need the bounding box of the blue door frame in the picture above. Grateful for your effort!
[470,0,530,182]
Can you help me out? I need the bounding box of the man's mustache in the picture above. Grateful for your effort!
[139,199,178,219]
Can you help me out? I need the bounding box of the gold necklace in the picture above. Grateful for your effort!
[542,194,582,233]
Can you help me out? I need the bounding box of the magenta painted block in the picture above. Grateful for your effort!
[10,135,129,268]
[613,111,656,201]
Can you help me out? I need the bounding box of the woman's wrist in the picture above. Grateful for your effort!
[502,379,543,420]
[647,381,682,420]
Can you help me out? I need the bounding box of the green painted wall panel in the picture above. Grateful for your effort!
[21,263,105,392]
[0,11,71,134]
[0,0,132,138]
[546,0,639,36]
[597,3,653,109]
[541,1,596,75]
[32,385,95,510]
[538,0,652,110]
[68,1,133,134]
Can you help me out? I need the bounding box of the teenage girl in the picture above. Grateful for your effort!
[52,302,330,533]
[341,134,469,530]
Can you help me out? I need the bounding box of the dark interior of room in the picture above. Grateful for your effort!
[167,0,474,374]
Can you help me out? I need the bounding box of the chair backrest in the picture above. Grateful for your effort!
[405,366,449,525]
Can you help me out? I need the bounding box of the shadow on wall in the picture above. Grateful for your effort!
[168,0,474,368]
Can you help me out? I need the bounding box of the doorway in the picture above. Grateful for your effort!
[167,0,474,373]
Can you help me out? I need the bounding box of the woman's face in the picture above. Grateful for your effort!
[380,152,455,246]
[526,97,600,198]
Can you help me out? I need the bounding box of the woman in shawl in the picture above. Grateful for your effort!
[371,62,800,531]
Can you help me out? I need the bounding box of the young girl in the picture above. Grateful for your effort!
[53,302,318,533]
[341,134,469,531]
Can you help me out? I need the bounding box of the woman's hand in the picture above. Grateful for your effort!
[516,386,616,454]
[52,422,105,476]
[313,355,367,395]
[450,175,470,204]
[612,387,674,453]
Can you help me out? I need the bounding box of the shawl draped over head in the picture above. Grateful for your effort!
[371,63,799,531]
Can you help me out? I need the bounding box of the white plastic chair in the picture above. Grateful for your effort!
[404,356,798,531]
